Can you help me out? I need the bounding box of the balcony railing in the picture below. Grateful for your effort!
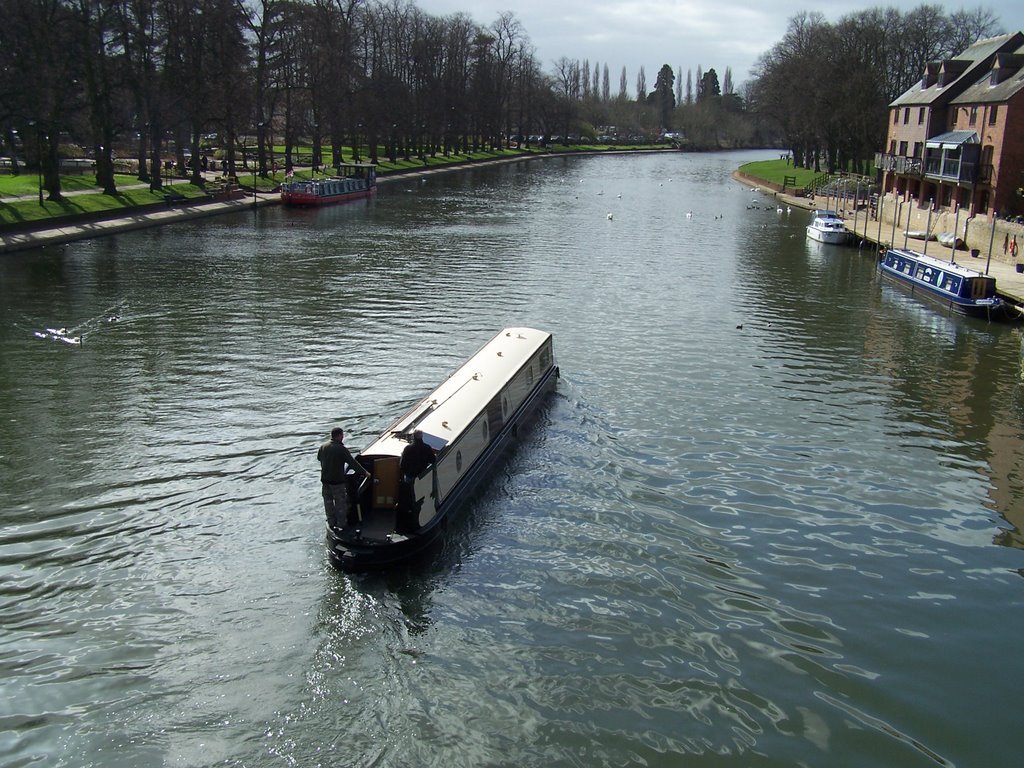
[875,153,922,176]
[877,152,993,186]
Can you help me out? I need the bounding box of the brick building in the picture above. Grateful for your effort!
[877,32,1024,221]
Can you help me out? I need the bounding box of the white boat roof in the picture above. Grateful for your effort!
[360,327,552,459]
[812,209,842,219]
[887,248,991,279]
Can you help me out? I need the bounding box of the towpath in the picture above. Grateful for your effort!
[736,172,1024,315]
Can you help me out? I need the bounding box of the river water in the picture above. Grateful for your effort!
[2,150,1023,767]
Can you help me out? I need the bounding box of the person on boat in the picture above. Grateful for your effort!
[317,427,370,531]
[397,430,436,532]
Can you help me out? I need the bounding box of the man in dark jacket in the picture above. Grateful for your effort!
[400,430,435,480]
[317,427,369,530]
[397,430,436,532]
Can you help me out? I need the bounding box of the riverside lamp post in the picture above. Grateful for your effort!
[254,122,264,212]
[29,121,43,206]
[312,123,319,175]
[37,137,44,206]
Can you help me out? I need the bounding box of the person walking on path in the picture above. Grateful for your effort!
[1004,233,1010,254]
[317,427,370,530]
[1011,235,1019,260]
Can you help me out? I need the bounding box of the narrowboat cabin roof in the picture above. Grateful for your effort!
[360,327,553,461]
[884,247,995,281]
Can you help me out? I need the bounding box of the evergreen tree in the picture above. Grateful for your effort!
[698,68,720,102]
[652,64,675,129]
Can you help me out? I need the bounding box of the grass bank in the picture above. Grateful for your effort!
[737,159,821,189]
[0,181,233,228]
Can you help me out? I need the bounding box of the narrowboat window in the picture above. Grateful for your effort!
[482,421,488,440]
[541,348,550,369]
[456,450,462,472]
[501,395,509,418]
[527,366,534,386]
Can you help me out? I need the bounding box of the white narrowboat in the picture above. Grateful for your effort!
[328,328,558,571]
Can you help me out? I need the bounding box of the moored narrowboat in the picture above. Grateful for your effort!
[281,163,376,206]
[327,328,558,571]
[878,247,1005,319]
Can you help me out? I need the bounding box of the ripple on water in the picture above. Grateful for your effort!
[1,152,1020,768]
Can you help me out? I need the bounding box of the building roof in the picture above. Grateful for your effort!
[891,33,1024,107]
[951,45,1024,106]
[924,130,978,149]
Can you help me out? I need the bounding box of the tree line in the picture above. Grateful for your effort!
[0,0,754,202]
[7,0,985,203]
[748,4,1002,175]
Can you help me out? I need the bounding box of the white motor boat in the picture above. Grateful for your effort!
[806,210,849,245]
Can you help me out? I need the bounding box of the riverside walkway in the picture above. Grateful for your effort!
[739,174,1024,315]
[0,191,276,253]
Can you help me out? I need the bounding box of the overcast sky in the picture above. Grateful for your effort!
[417,1,1022,92]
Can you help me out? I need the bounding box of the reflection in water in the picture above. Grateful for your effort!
[1,151,1023,767]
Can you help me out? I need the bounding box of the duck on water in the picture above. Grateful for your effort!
[318,327,559,572]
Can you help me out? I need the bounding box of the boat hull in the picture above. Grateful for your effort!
[281,188,375,207]
[327,329,558,572]
[806,225,849,244]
